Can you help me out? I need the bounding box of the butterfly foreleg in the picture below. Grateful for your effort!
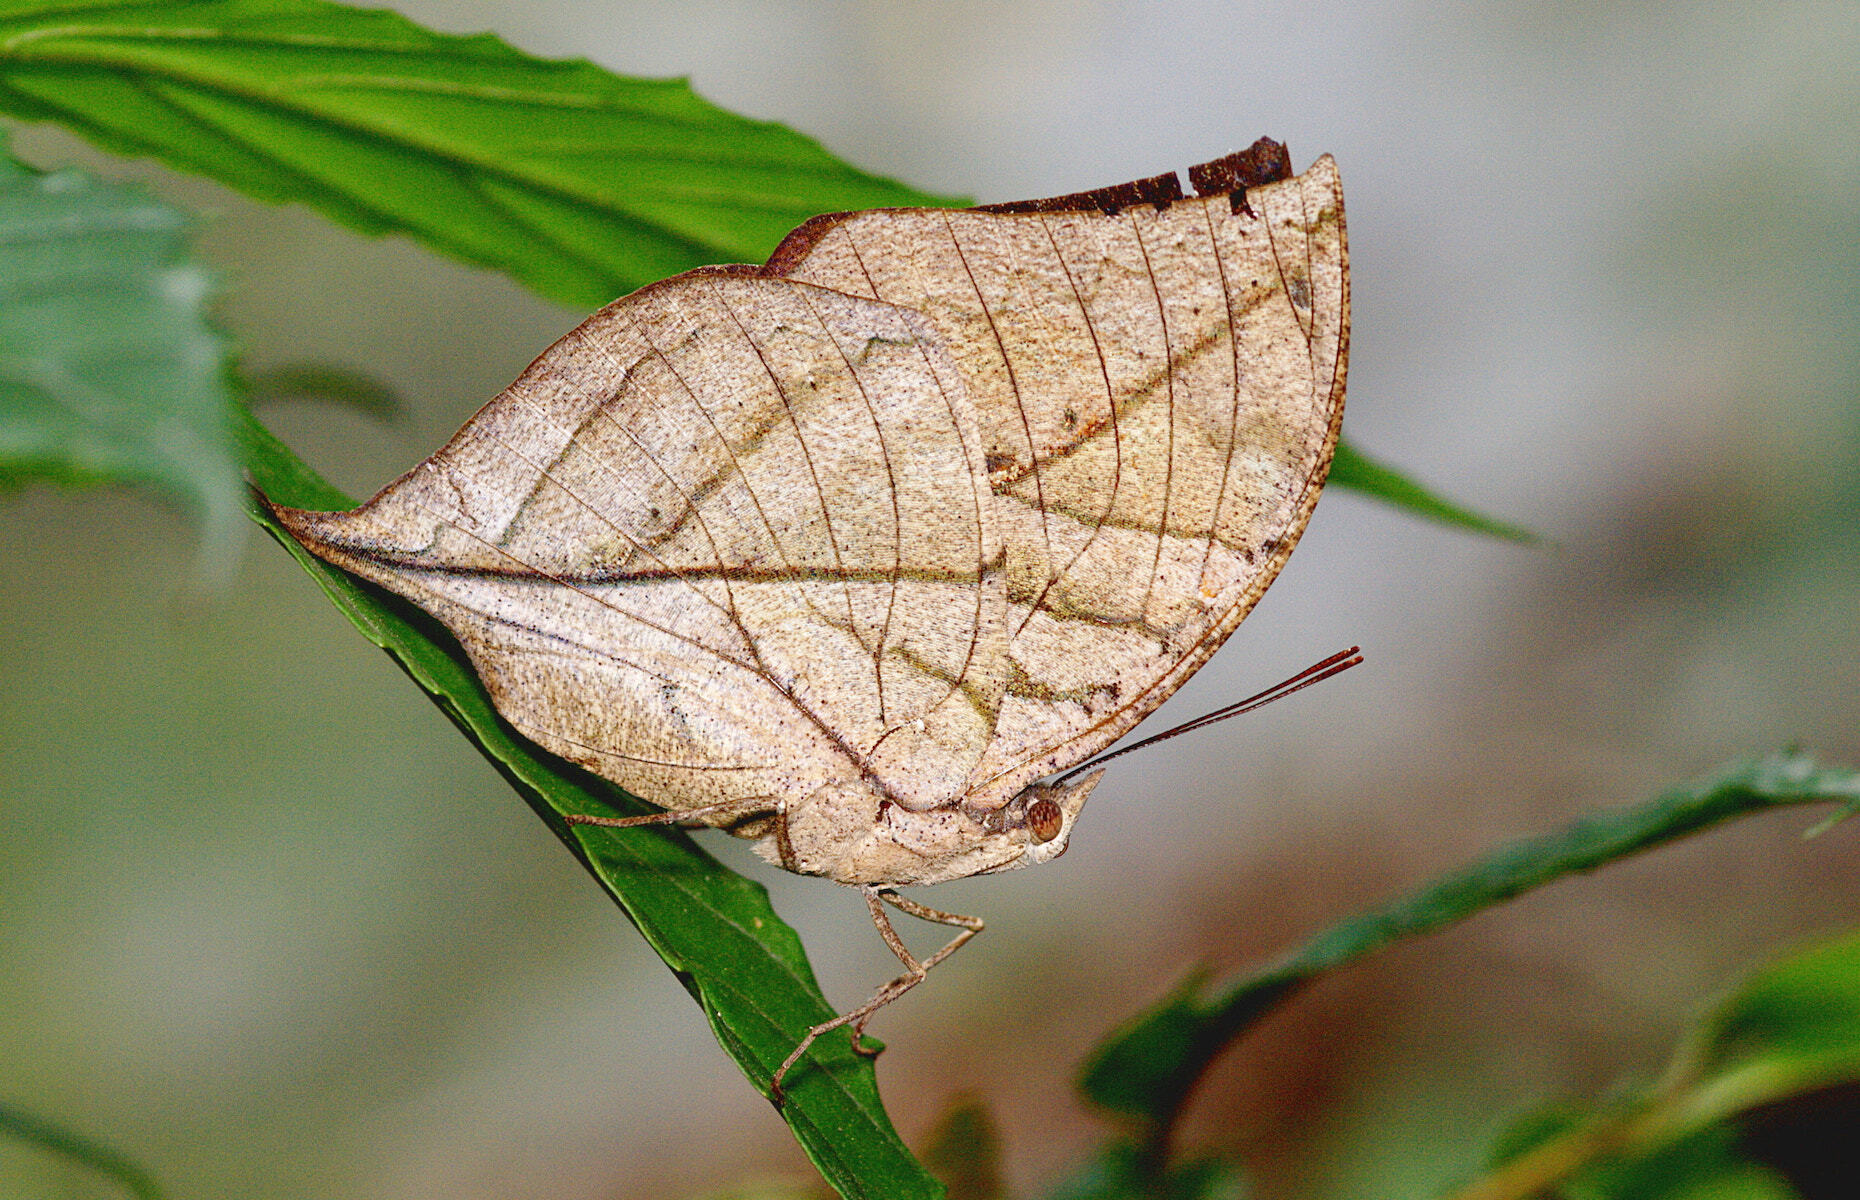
[770,885,984,1104]
[564,798,798,872]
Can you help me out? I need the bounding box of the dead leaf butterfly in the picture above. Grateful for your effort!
[270,136,1349,1095]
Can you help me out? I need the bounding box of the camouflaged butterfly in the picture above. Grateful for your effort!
[270,136,1348,1093]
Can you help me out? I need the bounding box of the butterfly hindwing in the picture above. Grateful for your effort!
[274,274,1009,815]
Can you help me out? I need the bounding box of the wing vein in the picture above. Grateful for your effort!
[1197,203,1242,599]
[1128,212,1175,629]
[704,277,862,643]
[1011,211,1125,639]
[789,284,903,726]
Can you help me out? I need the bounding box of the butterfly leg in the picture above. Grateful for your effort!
[851,889,986,1048]
[771,886,984,1104]
[564,798,801,872]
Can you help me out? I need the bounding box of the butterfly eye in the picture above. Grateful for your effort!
[1027,798,1064,844]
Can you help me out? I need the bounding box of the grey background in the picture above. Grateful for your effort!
[3,2,1857,1197]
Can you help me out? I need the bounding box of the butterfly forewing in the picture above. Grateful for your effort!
[776,156,1347,808]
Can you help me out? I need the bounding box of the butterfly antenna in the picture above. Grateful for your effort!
[1055,646,1364,783]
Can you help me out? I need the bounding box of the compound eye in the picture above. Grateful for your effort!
[1027,797,1063,844]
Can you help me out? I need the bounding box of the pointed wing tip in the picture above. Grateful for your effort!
[258,491,353,557]
[1185,138,1341,215]
[1187,137,1294,197]
[1305,153,1343,194]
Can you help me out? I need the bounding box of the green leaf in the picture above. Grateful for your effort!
[1329,440,1536,542]
[918,1095,1007,1200]
[0,0,961,310]
[1477,1106,1800,1200]
[1078,753,1860,1148]
[1043,1140,1247,1200]
[1452,927,1860,1200]
[236,407,941,1200]
[0,129,243,571]
[1679,931,1860,1125]
[1529,1124,1796,1200]
[0,1099,165,1200]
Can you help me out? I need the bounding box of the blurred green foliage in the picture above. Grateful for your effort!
[1457,926,1860,1200]
[1079,753,1860,1142]
[0,136,242,575]
[0,1100,164,1200]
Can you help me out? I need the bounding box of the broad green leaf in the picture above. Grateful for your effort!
[0,1099,165,1200]
[1666,931,1860,1159]
[0,0,958,310]
[0,131,242,569]
[236,409,941,1200]
[1079,753,1860,1147]
[1452,928,1860,1200]
[1329,441,1535,542]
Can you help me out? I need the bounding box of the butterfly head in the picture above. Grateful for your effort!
[770,768,1108,886]
[982,767,1106,870]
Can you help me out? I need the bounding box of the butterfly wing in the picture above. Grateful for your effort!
[273,274,1009,815]
[775,148,1348,807]
[273,145,1344,837]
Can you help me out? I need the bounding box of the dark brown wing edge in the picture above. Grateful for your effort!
[747,135,1295,276]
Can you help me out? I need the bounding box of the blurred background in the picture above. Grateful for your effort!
[3,1,1857,1197]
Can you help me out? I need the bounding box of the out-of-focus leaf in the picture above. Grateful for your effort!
[1676,931,1860,1129]
[243,362,402,423]
[0,1099,165,1200]
[919,1095,1006,1200]
[1479,1106,1799,1200]
[1452,927,1860,1200]
[1525,1124,1795,1200]
[1079,753,1860,1150]
[0,133,242,570]
[0,0,959,310]
[1329,440,1535,541]
[236,408,941,1200]
[1043,1140,1246,1200]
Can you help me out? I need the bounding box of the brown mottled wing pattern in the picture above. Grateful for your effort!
[774,151,1348,809]
[273,275,1009,815]
[272,144,1346,836]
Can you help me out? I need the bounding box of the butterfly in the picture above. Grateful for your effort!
[269,136,1348,1094]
